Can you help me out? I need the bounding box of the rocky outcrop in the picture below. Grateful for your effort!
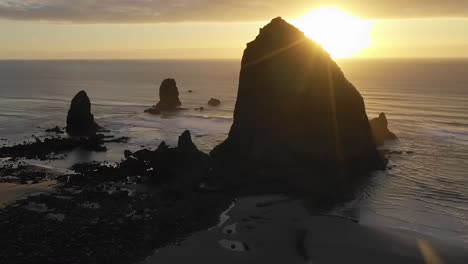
[66,91,100,136]
[208,98,221,106]
[121,130,209,182]
[211,17,383,175]
[145,79,182,114]
[178,130,198,153]
[45,126,64,134]
[370,113,397,146]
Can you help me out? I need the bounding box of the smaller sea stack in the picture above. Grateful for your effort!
[145,79,182,114]
[66,91,100,136]
[370,113,397,146]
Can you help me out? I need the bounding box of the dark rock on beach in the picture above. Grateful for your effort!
[66,91,100,136]
[0,136,103,160]
[0,162,233,264]
[120,130,209,184]
[0,128,238,264]
[0,164,63,184]
[45,126,64,134]
[208,98,221,106]
[145,79,182,114]
[370,112,397,146]
[0,134,129,161]
[211,17,383,176]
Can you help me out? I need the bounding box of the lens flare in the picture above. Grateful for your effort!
[291,8,374,58]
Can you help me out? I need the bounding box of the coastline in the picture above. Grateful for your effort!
[143,195,468,264]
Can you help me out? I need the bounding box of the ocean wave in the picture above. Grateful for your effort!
[178,113,233,122]
[92,101,150,108]
[0,96,68,104]
[433,121,468,128]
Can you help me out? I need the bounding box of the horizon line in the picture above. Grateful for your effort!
[2,57,468,61]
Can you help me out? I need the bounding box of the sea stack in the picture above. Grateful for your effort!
[211,17,383,174]
[66,91,100,136]
[145,78,182,114]
[370,113,397,146]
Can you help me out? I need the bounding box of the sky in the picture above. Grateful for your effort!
[1,0,468,59]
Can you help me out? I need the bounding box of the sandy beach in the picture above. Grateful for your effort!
[144,195,468,264]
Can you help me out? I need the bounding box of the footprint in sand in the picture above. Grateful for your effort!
[218,239,251,252]
[222,223,238,235]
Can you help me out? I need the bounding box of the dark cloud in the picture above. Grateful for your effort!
[0,0,467,23]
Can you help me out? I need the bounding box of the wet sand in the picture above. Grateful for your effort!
[0,180,57,208]
[143,196,468,264]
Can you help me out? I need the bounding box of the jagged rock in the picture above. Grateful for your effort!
[120,130,209,183]
[208,98,221,106]
[370,113,397,146]
[145,79,182,114]
[211,17,383,175]
[178,130,198,153]
[66,91,100,136]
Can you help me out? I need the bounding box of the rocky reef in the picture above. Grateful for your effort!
[120,130,209,184]
[0,134,129,161]
[145,78,182,114]
[66,91,100,136]
[0,131,233,264]
[370,112,397,146]
[211,17,383,176]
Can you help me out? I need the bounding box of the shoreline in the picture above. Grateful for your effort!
[0,133,467,263]
[143,195,468,264]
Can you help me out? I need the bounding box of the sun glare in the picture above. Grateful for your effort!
[291,8,374,58]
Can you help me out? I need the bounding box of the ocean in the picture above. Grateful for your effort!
[0,59,467,242]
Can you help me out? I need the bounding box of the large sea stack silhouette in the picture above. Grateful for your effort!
[211,17,383,175]
[145,78,182,114]
[66,90,100,136]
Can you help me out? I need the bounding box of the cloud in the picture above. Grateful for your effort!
[0,0,467,23]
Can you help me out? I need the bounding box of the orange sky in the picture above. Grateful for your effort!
[1,1,468,59]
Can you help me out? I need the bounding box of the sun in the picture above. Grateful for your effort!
[291,8,374,58]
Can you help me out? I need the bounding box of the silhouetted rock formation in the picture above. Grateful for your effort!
[370,113,397,146]
[178,130,198,152]
[66,91,100,136]
[145,78,182,114]
[121,130,209,182]
[0,130,233,264]
[211,17,383,175]
[208,98,221,106]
